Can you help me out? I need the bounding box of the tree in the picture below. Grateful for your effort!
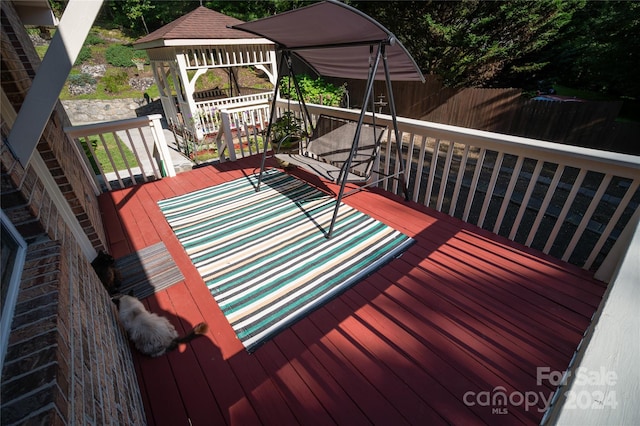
[99,0,311,36]
[348,0,583,88]
[531,1,640,98]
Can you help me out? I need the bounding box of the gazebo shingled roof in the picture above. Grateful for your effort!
[134,6,261,48]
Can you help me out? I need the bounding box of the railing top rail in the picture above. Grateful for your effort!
[64,114,163,138]
[278,100,640,178]
[221,99,271,113]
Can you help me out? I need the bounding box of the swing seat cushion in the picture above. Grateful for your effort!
[275,115,385,183]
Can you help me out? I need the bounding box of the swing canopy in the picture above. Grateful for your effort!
[230,0,425,82]
[233,0,424,238]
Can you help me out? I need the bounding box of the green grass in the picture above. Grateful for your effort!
[81,133,139,174]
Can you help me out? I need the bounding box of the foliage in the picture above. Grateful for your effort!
[349,0,583,88]
[101,69,129,93]
[105,44,146,67]
[529,1,640,98]
[279,75,346,106]
[84,32,105,46]
[100,1,310,36]
[53,1,637,104]
[74,46,93,65]
[68,73,97,87]
[270,111,306,148]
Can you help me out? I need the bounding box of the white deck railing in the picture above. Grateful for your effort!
[276,100,640,277]
[65,114,175,193]
[67,100,639,278]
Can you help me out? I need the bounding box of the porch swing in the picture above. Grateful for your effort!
[231,0,425,238]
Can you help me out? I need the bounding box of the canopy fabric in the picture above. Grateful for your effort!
[231,0,424,82]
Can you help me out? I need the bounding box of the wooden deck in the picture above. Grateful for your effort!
[98,155,607,426]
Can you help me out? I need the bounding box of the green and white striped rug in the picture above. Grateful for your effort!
[158,170,414,352]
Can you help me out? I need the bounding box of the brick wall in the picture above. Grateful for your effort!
[0,239,145,425]
[1,2,146,424]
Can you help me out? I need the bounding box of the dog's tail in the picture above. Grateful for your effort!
[167,322,208,352]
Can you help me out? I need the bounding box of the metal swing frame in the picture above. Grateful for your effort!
[257,39,410,238]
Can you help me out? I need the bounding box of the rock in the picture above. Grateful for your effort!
[129,77,155,92]
[81,64,106,78]
[68,83,97,96]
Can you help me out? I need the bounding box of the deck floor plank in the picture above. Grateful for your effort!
[271,328,372,425]
[99,156,608,425]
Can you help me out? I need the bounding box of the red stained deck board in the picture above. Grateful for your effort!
[400,250,585,358]
[252,343,336,425]
[319,292,479,425]
[102,155,607,426]
[342,280,542,424]
[347,188,605,307]
[377,262,566,372]
[290,312,413,424]
[164,281,262,425]
[149,286,228,425]
[271,328,373,425]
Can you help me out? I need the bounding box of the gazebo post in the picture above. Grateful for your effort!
[175,54,202,141]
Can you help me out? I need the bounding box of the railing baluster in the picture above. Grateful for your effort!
[478,152,504,229]
[449,144,470,217]
[562,174,613,262]
[462,147,486,223]
[424,138,441,208]
[405,133,417,196]
[123,129,147,183]
[136,127,160,179]
[493,155,524,235]
[543,168,588,254]
[526,164,565,247]
[436,140,455,212]
[112,130,137,185]
[412,135,428,203]
[584,179,639,270]
[508,160,543,240]
[99,133,124,188]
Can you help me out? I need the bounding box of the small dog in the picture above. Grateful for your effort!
[113,292,208,357]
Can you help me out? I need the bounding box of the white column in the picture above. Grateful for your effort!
[8,0,103,167]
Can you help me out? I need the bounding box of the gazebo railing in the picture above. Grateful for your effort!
[194,92,273,135]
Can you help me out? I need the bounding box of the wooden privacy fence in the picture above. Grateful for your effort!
[332,76,636,155]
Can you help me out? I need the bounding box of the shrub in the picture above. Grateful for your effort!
[84,32,104,45]
[105,44,146,68]
[68,73,96,87]
[279,75,346,106]
[74,46,92,65]
[102,70,129,93]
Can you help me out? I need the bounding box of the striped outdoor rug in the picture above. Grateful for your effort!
[115,242,184,299]
[158,170,414,352]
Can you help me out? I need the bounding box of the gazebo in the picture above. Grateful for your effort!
[133,6,277,140]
